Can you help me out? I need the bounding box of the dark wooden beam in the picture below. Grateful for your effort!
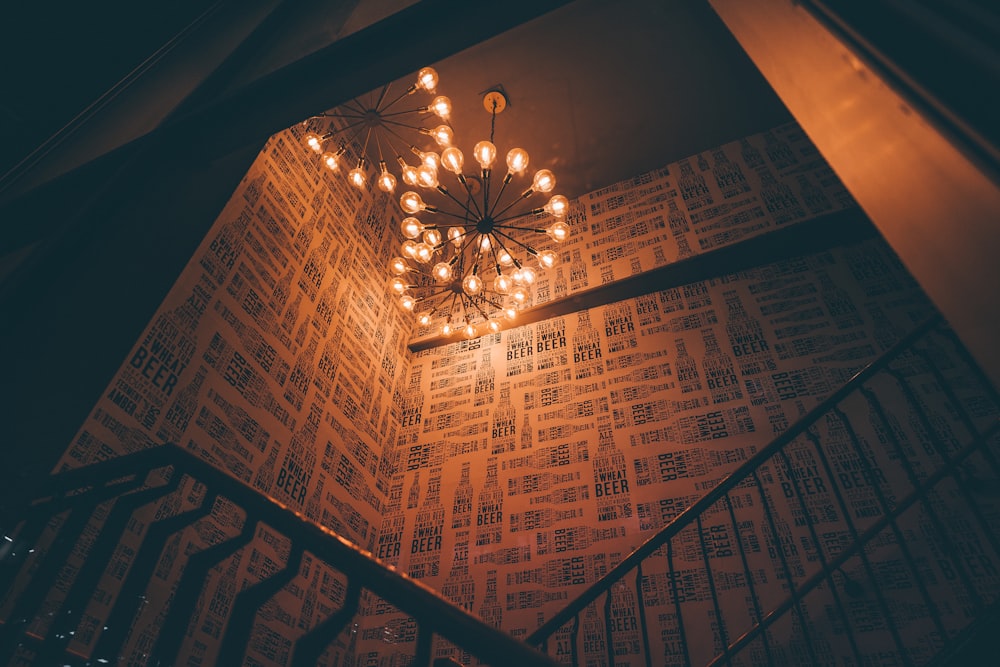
[409,208,881,351]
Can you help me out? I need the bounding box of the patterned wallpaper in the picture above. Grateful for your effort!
[12,118,987,667]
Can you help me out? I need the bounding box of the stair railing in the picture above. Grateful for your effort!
[527,314,1000,666]
[0,445,558,667]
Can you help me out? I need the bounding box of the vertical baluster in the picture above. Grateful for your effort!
[863,379,986,616]
[806,428,912,666]
[0,473,182,665]
[216,542,305,664]
[666,540,691,667]
[723,492,776,665]
[604,587,615,667]
[832,404,951,642]
[569,612,580,667]
[0,475,145,600]
[696,514,730,665]
[935,327,1000,455]
[635,562,652,667]
[775,448,864,665]
[908,345,1000,555]
[751,468,819,664]
[413,623,433,667]
[90,490,220,662]
[291,577,361,667]
[150,517,259,665]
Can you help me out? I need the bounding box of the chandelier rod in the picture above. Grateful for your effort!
[491,227,538,256]
[373,82,391,112]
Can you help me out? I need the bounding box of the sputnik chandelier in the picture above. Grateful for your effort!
[388,90,571,339]
[300,67,454,193]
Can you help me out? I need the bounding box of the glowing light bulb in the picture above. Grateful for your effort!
[463,273,484,295]
[497,250,514,267]
[417,164,438,189]
[389,257,409,275]
[441,147,464,174]
[511,286,529,305]
[414,243,433,263]
[430,125,454,148]
[389,277,408,295]
[401,217,423,239]
[321,151,340,171]
[538,249,558,269]
[506,148,529,175]
[400,294,416,311]
[532,169,556,193]
[520,266,537,285]
[420,151,441,170]
[377,163,396,193]
[478,235,492,253]
[463,323,477,339]
[448,227,465,247]
[546,221,571,242]
[418,311,432,326]
[423,228,442,246]
[400,191,426,214]
[544,195,569,217]
[416,67,439,92]
[303,132,324,153]
[504,307,518,321]
[402,240,418,258]
[473,141,497,170]
[349,167,366,189]
[487,320,502,333]
[441,322,454,336]
[493,274,512,294]
[402,165,419,186]
[430,95,452,118]
[432,262,452,282]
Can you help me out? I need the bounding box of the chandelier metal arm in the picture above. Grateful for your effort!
[420,285,455,300]
[324,118,369,147]
[427,208,474,222]
[378,108,437,121]
[467,294,494,322]
[491,189,535,220]
[373,83,391,112]
[447,291,461,320]
[452,175,484,219]
[380,85,418,114]
[435,185,480,218]
[380,124,416,161]
[439,230,480,269]
[324,109,369,121]
[489,173,514,216]
[485,232,522,272]
[491,227,538,256]
[379,118,427,132]
[341,98,371,118]
[359,126,374,163]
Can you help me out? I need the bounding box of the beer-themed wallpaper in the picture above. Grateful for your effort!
[13,118,996,666]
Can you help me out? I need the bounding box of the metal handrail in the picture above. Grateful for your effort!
[524,311,1000,666]
[525,314,947,648]
[3,444,558,667]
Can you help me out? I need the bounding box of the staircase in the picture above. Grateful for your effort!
[527,314,1000,665]
[0,448,558,666]
[2,314,998,666]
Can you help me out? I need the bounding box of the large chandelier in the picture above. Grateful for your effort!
[300,67,454,193]
[388,91,571,339]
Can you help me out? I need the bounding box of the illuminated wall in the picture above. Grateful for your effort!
[15,119,992,667]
